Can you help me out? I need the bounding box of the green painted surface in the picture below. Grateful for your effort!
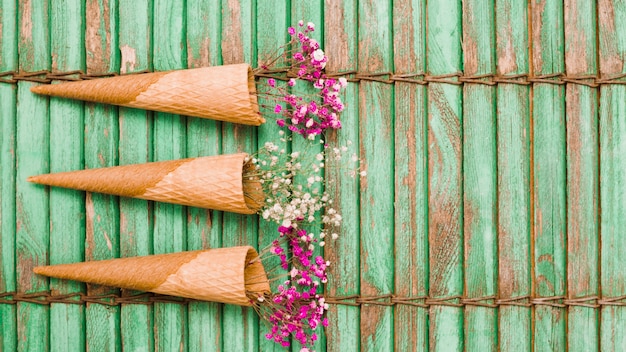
[495,0,532,350]
[0,0,18,350]
[2,1,626,351]
[392,0,427,350]
[427,0,463,350]
[565,0,599,351]
[462,0,497,350]
[532,1,567,350]
[49,1,86,351]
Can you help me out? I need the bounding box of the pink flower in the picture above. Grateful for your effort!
[268,78,276,87]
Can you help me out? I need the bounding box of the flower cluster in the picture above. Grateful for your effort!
[244,132,361,350]
[260,21,346,139]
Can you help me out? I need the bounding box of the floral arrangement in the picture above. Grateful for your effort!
[245,21,362,351]
[258,20,347,140]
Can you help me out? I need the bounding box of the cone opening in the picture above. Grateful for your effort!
[246,67,263,122]
[244,247,271,297]
[242,159,265,211]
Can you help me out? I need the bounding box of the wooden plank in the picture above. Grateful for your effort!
[494,1,532,350]
[16,0,50,350]
[220,1,259,351]
[324,0,361,350]
[0,0,18,349]
[392,0,427,350]
[598,0,626,349]
[152,1,188,350]
[564,0,599,351]
[118,0,154,350]
[426,0,463,350]
[48,1,86,351]
[358,1,394,351]
[531,1,567,350]
[255,2,289,351]
[83,0,121,351]
[185,1,223,351]
[461,0,497,350]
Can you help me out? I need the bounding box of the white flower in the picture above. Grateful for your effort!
[339,77,348,87]
[360,170,367,177]
[312,49,325,61]
[331,233,339,239]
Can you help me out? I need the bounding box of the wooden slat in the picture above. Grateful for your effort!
[118,0,154,350]
[564,0,600,351]
[83,1,121,351]
[152,2,188,350]
[427,0,463,350]
[16,0,50,350]
[531,1,567,351]
[255,2,290,351]
[598,0,626,349]
[462,0,497,350]
[0,0,18,349]
[392,0,428,350]
[324,0,361,350]
[495,1,532,351]
[220,1,259,351]
[49,1,86,351]
[358,2,394,351]
[185,1,224,351]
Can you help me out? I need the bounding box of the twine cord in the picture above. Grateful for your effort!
[1,291,624,308]
[2,69,626,86]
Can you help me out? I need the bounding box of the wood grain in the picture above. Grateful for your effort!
[152,1,188,350]
[531,1,567,350]
[83,0,121,351]
[118,0,154,350]
[392,0,428,350]
[462,0,497,350]
[324,1,361,351]
[357,2,395,352]
[495,1,532,351]
[0,0,18,350]
[427,0,463,350]
[599,1,626,349]
[16,0,50,350]
[185,1,224,351]
[220,1,259,350]
[564,0,600,351]
[49,1,86,350]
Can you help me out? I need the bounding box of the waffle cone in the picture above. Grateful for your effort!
[34,246,270,306]
[28,153,264,214]
[31,64,264,126]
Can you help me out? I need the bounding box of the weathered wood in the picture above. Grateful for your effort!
[185,1,223,351]
[392,0,428,350]
[358,2,394,351]
[531,1,567,350]
[427,0,463,350]
[324,0,361,350]
[495,1,532,350]
[599,1,626,349]
[118,0,154,350]
[152,1,188,350]
[0,0,18,350]
[83,0,121,351]
[220,1,259,351]
[49,1,86,351]
[255,2,290,351]
[16,0,50,350]
[462,0,497,350]
[564,0,599,351]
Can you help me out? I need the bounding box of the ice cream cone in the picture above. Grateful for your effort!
[28,153,264,214]
[31,64,264,126]
[34,246,270,306]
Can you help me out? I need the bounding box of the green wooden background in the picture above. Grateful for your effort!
[1,0,626,351]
